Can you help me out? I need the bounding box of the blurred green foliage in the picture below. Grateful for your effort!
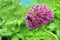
[0,0,60,40]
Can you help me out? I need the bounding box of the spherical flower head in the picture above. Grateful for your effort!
[25,5,54,29]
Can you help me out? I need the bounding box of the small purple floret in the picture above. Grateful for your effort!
[25,5,54,29]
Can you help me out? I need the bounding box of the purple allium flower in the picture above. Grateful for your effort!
[25,5,54,29]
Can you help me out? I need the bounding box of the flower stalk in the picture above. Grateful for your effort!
[42,26,59,40]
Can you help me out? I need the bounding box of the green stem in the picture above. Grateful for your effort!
[42,26,59,40]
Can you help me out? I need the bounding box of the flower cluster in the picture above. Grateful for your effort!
[25,5,54,29]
